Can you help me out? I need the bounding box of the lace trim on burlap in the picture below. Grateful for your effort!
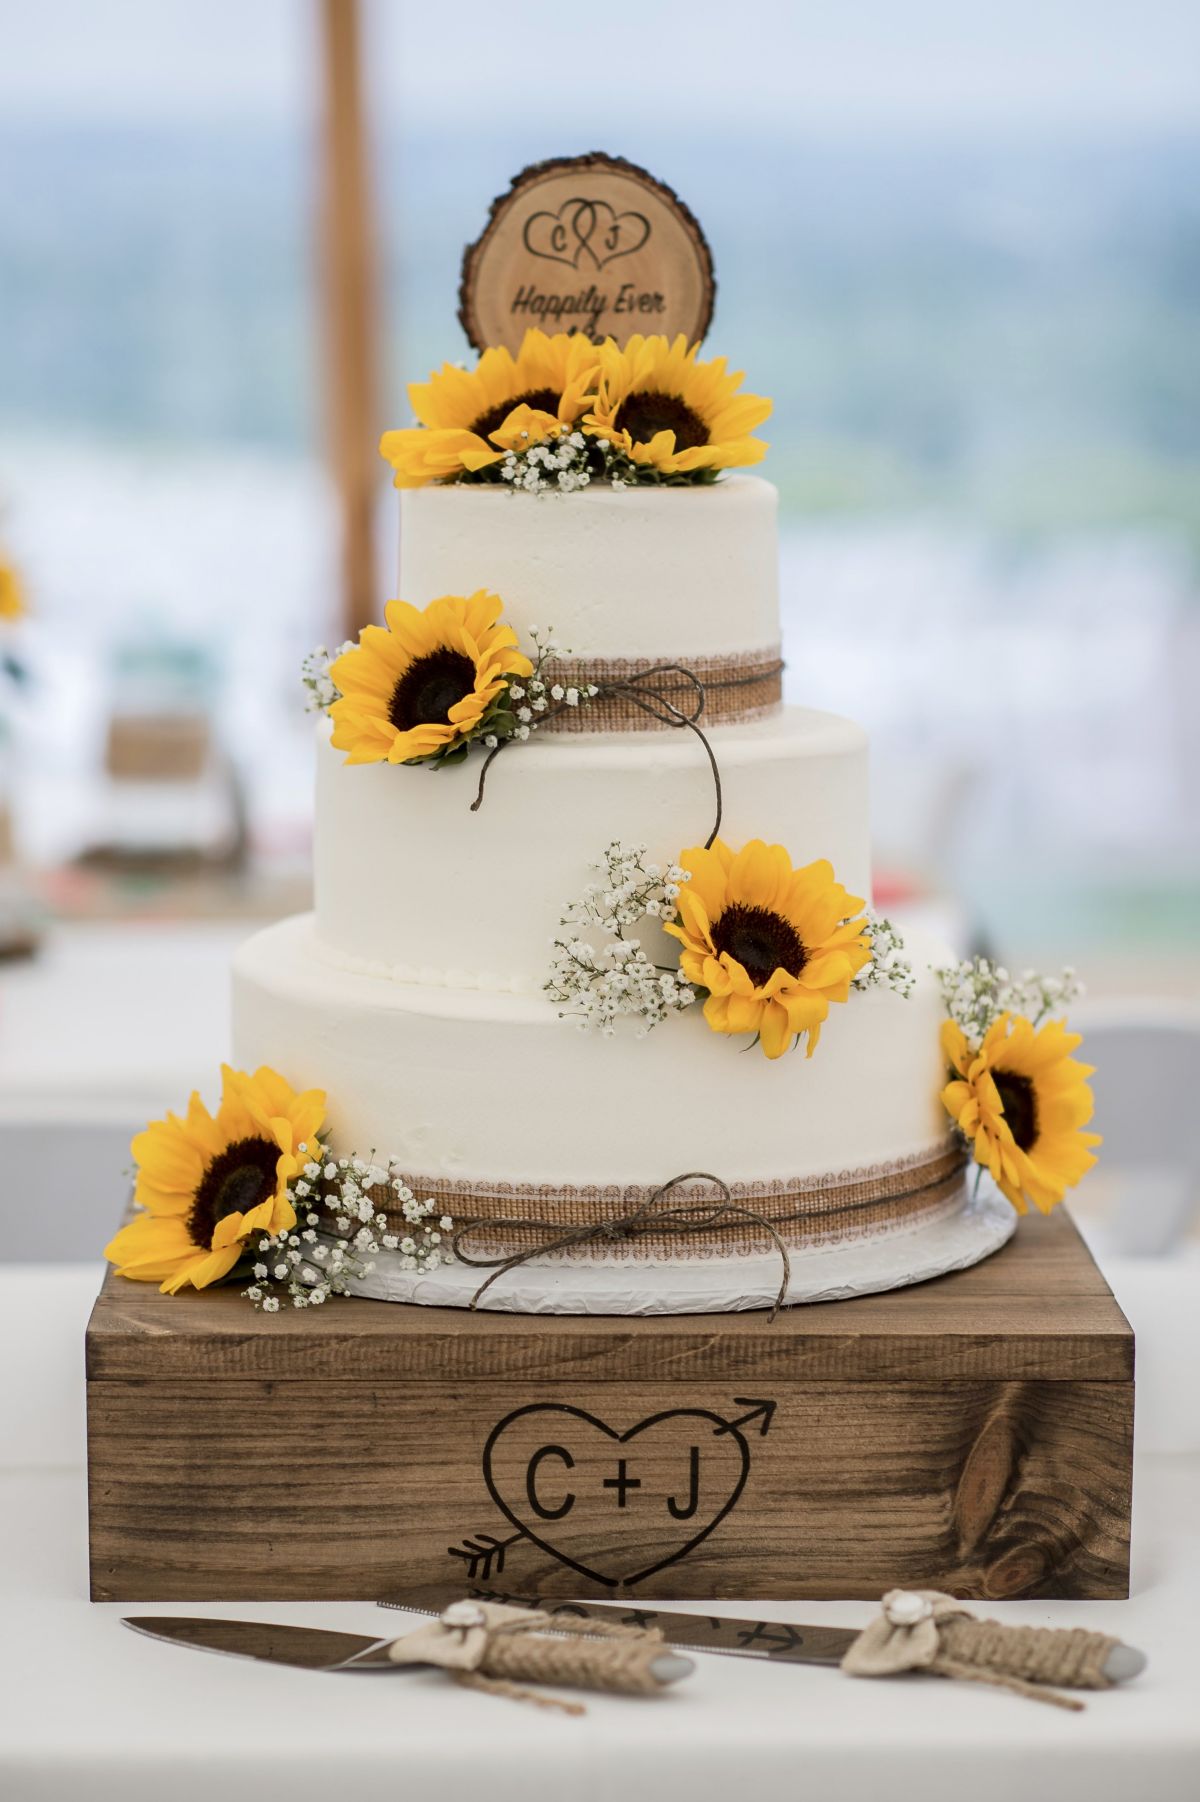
[389,1141,967,1262]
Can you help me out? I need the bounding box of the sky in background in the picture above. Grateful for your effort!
[2,0,1200,135]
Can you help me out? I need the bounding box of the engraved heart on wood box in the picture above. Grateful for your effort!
[482,1401,772,1586]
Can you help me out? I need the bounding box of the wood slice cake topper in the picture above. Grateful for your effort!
[459,152,716,353]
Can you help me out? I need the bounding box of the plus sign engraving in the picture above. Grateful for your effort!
[447,1399,777,1588]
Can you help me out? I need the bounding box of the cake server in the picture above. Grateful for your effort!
[377,1586,1147,1683]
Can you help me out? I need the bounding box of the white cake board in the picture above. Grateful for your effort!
[347,1182,1016,1316]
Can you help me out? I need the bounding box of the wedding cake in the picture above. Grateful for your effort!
[106,157,1102,1317]
[231,456,1015,1309]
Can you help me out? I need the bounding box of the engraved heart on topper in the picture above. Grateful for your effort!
[480,1399,775,1587]
[458,152,716,354]
[522,197,652,272]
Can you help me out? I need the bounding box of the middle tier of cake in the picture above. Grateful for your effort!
[233,912,954,1201]
[313,705,870,994]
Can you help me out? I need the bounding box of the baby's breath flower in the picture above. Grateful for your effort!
[300,644,351,714]
[242,1135,452,1313]
[852,915,915,1000]
[545,841,697,1035]
[936,956,1085,1053]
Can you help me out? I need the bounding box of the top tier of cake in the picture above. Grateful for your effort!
[399,474,780,667]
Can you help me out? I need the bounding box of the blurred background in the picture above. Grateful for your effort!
[1,0,1198,1255]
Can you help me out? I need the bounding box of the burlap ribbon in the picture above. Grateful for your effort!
[542,649,784,734]
[385,1144,966,1274]
[453,1172,794,1316]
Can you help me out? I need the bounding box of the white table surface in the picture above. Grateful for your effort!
[1,1263,1198,1802]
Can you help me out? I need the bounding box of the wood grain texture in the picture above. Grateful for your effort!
[318,0,381,639]
[86,1208,1133,1384]
[87,1377,1132,1603]
[86,1208,1133,1603]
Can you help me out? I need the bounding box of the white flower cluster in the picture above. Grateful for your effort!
[243,1148,452,1312]
[500,429,594,494]
[481,626,599,749]
[545,841,697,1036]
[936,957,1085,1053]
[497,431,643,496]
[852,915,915,999]
[301,644,351,714]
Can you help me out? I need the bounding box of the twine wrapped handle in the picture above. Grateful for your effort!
[842,1589,1140,1711]
[453,1171,793,1317]
[386,1600,693,1716]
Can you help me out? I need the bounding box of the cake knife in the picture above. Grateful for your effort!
[122,1613,695,1689]
[377,1586,1148,1683]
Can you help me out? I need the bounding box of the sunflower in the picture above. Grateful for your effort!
[0,561,24,621]
[328,590,532,767]
[105,1066,326,1293]
[379,329,601,487]
[941,1014,1101,1214]
[664,838,871,1059]
[584,333,772,476]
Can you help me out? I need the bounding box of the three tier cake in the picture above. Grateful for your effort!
[231,464,1014,1311]
[107,155,1102,1317]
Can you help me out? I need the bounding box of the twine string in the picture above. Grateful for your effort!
[418,1152,967,1267]
[452,1171,793,1317]
[469,659,784,846]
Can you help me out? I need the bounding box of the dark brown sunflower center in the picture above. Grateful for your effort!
[189,1136,279,1245]
[469,386,562,443]
[389,647,477,731]
[711,904,808,988]
[613,388,710,451]
[995,1072,1039,1153]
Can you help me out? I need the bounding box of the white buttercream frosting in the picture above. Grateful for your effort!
[313,707,870,992]
[230,468,980,1304]
[398,475,780,664]
[232,914,953,1190]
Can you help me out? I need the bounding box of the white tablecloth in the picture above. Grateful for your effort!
[2,1264,1197,1802]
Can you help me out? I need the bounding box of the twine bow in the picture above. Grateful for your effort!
[470,659,785,850]
[453,1171,793,1316]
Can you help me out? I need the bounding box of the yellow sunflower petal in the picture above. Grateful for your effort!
[941,1020,971,1077]
[678,844,731,922]
[105,1214,198,1281]
[160,1244,242,1294]
[758,1002,792,1059]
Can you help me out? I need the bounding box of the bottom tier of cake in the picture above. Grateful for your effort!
[231,913,1006,1311]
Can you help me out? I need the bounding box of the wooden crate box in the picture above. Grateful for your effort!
[86,1208,1133,1602]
